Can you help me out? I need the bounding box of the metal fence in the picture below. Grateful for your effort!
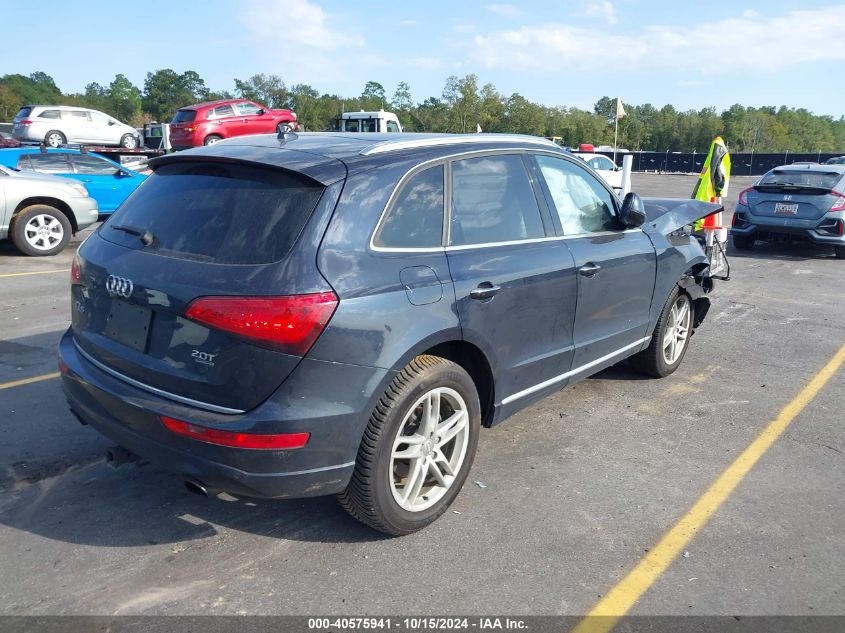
[594,151,843,176]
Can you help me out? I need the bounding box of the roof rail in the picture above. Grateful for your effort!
[19,141,89,153]
[359,134,560,156]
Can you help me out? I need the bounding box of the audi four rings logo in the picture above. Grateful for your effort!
[105,275,134,298]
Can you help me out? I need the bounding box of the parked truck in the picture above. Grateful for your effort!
[334,110,403,133]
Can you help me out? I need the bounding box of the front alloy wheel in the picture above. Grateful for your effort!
[662,294,691,366]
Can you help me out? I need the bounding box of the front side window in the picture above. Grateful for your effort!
[235,102,262,116]
[374,165,444,248]
[386,121,400,133]
[449,154,545,246]
[535,155,617,235]
[72,154,118,175]
[23,153,71,173]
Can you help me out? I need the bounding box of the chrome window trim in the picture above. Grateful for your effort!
[501,336,652,406]
[74,340,246,415]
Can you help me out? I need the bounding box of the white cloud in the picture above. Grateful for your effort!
[409,57,444,70]
[241,0,364,52]
[469,5,845,74]
[485,4,522,18]
[585,0,617,25]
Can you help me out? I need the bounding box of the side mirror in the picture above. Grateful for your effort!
[620,192,646,228]
[257,108,266,115]
[116,169,131,178]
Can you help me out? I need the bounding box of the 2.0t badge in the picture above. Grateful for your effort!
[105,275,133,298]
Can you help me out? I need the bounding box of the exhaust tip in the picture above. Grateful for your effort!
[184,479,209,497]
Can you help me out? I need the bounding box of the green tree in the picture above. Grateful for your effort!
[360,81,386,110]
[142,69,209,121]
[234,74,289,108]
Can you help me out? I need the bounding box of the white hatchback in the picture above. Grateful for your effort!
[12,105,141,149]
[576,153,623,191]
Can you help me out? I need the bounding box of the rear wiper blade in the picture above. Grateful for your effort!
[111,224,156,247]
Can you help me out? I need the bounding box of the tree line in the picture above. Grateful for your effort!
[1,70,843,153]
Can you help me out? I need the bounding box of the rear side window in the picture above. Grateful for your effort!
[39,109,61,119]
[449,154,545,246]
[374,165,444,248]
[24,153,71,173]
[172,110,197,123]
[101,162,325,265]
[209,105,235,119]
[65,110,91,120]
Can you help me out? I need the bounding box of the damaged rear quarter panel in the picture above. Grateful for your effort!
[640,198,721,330]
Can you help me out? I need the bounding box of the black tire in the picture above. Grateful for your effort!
[732,235,754,251]
[120,133,138,149]
[338,355,481,536]
[10,205,72,256]
[630,285,694,378]
[834,246,845,259]
[44,130,66,148]
[203,134,222,146]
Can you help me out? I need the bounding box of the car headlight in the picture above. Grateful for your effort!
[71,183,89,197]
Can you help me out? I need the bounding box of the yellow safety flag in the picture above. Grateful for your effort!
[692,136,731,229]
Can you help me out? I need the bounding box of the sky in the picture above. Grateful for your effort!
[7,0,845,117]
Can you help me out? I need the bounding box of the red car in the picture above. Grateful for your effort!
[0,131,20,148]
[169,99,297,150]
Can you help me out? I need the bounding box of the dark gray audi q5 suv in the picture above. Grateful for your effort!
[59,132,723,535]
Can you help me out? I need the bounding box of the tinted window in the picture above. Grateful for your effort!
[236,102,262,116]
[15,107,32,118]
[101,162,325,265]
[759,170,842,190]
[536,155,617,235]
[39,109,61,119]
[24,153,71,173]
[209,105,235,119]
[172,110,197,123]
[66,110,90,120]
[375,165,444,248]
[449,154,544,246]
[73,154,118,175]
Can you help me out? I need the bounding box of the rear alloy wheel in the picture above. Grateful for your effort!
[120,133,138,149]
[11,205,71,256]
[631,286,694,378]
[732,235,754,251]
[834,246,845,259]
[44,130,66,148]
[339,355,480,535]
[203,134,222,146]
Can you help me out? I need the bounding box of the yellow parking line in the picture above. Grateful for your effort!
[572,342,845,633]
[0,372,61,390]
[0,269,70,278]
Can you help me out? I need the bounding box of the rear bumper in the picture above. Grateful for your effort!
[731,210,845,246]
[59,329,390,499]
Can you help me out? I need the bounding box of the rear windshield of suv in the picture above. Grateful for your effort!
[172,110,197,123]
[101,161,325,265]
[15,107,32,118]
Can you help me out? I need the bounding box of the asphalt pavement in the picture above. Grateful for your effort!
[0,173,842,618]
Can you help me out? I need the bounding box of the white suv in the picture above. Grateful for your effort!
[12,106,141,149]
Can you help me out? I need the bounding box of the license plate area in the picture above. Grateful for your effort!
[774,202,798,215]
[104,300,152,352]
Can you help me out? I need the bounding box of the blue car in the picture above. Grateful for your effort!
[0,147,146,216]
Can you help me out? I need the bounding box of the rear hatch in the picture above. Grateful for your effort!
[747,169,845,220]
[72,154,345,413]
[169,109,198,141]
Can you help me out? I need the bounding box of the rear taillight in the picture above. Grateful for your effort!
[70,254,82,285]
[183,292,338,355]
[160,416,310,450]
[19,119,33,126]
[737,187,753,206]
[829,191,845,212]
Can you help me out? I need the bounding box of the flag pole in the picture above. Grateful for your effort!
[613,116,618,165]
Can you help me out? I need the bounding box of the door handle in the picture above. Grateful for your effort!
[578,263,601,277]
[470,283,501,300]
